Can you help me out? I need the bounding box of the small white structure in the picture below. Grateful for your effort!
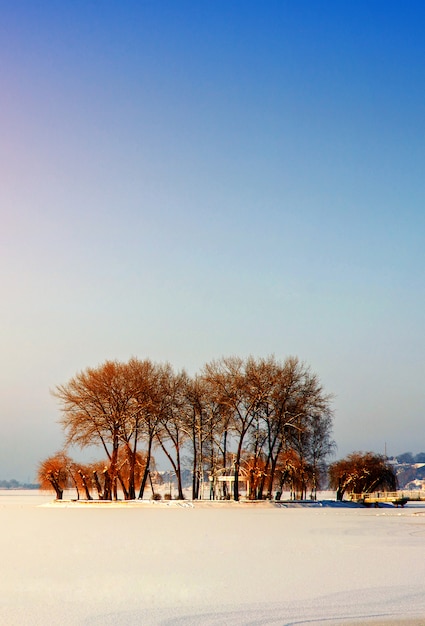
[211,467,250,500]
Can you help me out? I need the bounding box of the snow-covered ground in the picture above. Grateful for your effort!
[1,491,425,625]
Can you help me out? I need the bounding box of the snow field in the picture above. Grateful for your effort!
[1,492,425,625]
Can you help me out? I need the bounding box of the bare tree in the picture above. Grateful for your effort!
[202,356,269,501]
[246,357,334,500]
[284,368,335,498]
[197,387,224,499]
[118,358,162,499]
[305,409,335,499]
[184,375,207,499]
[155,365,189,500]
[253,356,301,499]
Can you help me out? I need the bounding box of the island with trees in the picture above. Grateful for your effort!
[38,354,399,503]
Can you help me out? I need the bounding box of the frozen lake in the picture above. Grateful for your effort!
[1,491,425,625]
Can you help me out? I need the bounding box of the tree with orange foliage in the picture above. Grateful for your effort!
[38,452,71,500]
[241,453,267,500]
[117,448,149,495]
[48,354,334,501]
[203,355,334,501]
[328,452,397,501]
[54,360,136,499]
[121,358,163,500]
[73,463,94,500]
[202,356,271,501]
[272,449,309,499]
[54,358,163,500]
[155,365,190,500]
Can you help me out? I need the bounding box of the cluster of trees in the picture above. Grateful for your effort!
[37,450,163,501]
[39,355,335,501]
[396,452,425,464]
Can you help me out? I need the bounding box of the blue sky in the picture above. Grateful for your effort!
[1,1,424,481]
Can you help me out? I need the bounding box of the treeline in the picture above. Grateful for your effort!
[396,452,425,464]
[39,355,335,501]
[0,479,39,489]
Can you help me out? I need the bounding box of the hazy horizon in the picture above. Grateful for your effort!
[1,1,425,482]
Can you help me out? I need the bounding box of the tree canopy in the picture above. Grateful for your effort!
[46,355,335,501]
[328,452,397,501]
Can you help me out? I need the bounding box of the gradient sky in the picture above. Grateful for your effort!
[1,1,424,481]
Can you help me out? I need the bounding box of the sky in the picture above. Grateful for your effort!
[1,1,425,481]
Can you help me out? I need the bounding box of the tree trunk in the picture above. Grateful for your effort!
[257,454,271,500]
[192,422,198,499]
[127,444,136,500]
[233,431,247,501]
[103,469,112,500]
[138,437,153,499]
[78,470,92,500]
[93,471,104,499]
[233,461,239,501]
[265,438,284,499]
[266,454,279,499]
[222,429,228,470]
[176,462,184,500]
[161,427,185,499]
[233,438,245,501]
[69,473,80,500]
[157,436,184,499]
[48,476,63,500]
[117,471,129,500]
[148,470,155,497]
[108,434,119,500]
[336,476,346,501]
